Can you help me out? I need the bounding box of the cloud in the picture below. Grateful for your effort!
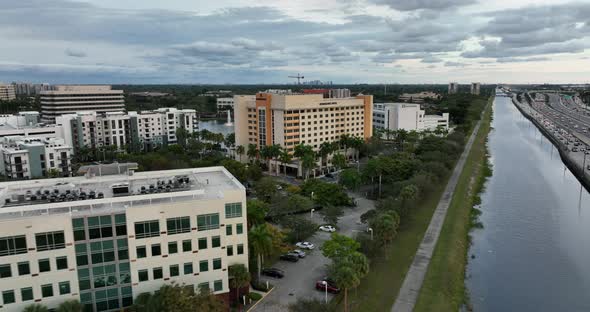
[371,0,476,11]
[421,55,443,63]
[496,57,551,63]
[444,61,466,67]
[65,48,87,58]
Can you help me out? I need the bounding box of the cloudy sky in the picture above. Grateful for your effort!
[1,0,590,84]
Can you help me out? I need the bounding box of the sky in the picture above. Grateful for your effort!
[1,0,590,84]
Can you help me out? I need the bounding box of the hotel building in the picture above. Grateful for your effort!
[0,167,248,311]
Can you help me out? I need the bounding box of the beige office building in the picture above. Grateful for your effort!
[40,86,125,123]
[0,84,16,101]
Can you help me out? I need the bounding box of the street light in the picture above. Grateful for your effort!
[310,208,315,220]
[321,281,328,303]
[368,227,374,240]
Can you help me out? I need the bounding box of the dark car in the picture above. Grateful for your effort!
[279,254,299,262]
[315,279,340,294]
[261,268,285,278]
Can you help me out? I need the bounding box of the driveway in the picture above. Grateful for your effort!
[252,193,376,311]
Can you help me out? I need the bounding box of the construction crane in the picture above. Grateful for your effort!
[288,73,304,85]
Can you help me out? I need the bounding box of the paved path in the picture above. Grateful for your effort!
[392,103,489,312]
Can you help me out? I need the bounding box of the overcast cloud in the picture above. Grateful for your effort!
[0,0,589,84]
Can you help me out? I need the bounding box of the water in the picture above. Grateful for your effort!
[199,119,234,136]
[466,96,590,311]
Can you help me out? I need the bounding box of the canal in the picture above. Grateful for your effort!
[466,96,590,311]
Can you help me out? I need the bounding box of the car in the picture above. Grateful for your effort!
[315,279,340,294]
[325,173,334,178]
[319,225,336,232]
[279,254,299,262]
[261,268,285,278]
[288,249,306,258]
[573,147,579,152]
[295,242,315,250]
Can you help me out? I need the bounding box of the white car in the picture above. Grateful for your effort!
[319,225,336,232]
[288,249,306,258]
[295,242,315,250]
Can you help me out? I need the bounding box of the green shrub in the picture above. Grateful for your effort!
[248,292,263,301]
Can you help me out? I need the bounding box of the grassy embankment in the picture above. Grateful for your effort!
[414,97,493,312]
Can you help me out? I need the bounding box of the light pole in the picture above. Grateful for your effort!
[322,281,328,303]
[310,208,315,220]
[583,152,588,177]
[368,227,374,240]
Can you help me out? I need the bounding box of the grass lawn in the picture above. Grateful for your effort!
[413,100,493,312]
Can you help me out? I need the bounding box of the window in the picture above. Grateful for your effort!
[153,267,163,280]
[2,290,14,304]
[21,287,33,301]
[134,220,160,239]
[39,259,50,272]
[115,214,127,236]
[138,270,148,282]
[151,244,161,256]
[214,280,223,292]
[136,246,147,258]
[90,241,115,264]
[213,258,222,270]
[212,236,221,248]
[0,235,27,256]
[174,260,190,276]
[35,231,65,251]
[41,284,53,298]
[59,281,71,295]
[56,256,68,270]
[0,264,11,278]
[236,223,244,234]
[197,213,219,231]
[237,244,244,255]
[167,216,191,235]
[168,241,178,254]
[182,240,192,252]
[18,262,30,275]
[88,216,113,240]
[227,245,234,256]
[198,238,207,250]
[75,243,88,266]
[199,260,208,272]
[118,239,128,260]
[225,202,242,218]
[170,265,179,277]
[198,282,209,291]
[73,218,85,241]
[226,225,232,236]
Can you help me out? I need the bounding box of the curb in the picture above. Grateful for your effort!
[245,286,275,312]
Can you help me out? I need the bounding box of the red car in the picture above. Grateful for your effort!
[315,280,340,294]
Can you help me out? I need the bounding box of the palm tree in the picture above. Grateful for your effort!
[247,144,258,163]
[340,134,352,160]
[349,137,364,161]
[319,142,333,174]
[57,299,83,312]
[332,153,346,171]
[301,152,316,180]
[294,144,313,178]
[278,148,292,176]
[236,145,245,162]
[248,224,273,281]
[332,253,369,312]
[23,304,48,312]
[228,264,251,304]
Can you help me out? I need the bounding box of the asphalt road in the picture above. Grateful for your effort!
[252,193,375,312]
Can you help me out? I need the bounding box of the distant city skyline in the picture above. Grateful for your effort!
[1,0,589,84]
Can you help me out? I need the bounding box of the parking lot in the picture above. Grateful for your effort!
[251,194,375,311]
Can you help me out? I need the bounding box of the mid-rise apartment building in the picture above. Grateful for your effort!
[0,84,16,101]
[398,91,441,104]
[471,82,481,95]
[448,82,459,94]
[373,103,449,133]
[0,136,73,179]
[216,98,235,111]
[40,86,125,123]
[0,167,248,311]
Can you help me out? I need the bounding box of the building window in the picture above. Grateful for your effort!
[138,270,148,282]
[184,263,193,275]
[198,238,207,250]
[135,220,160,239]
[214,280,223,292]
[35,231,65,251]
[168,241,178,254]
[115,214,127,236]
[38,259,51,272]
[197,214,219,231]
[199,260,208,272]
[18,262,30,275]
[59,281,71,295]
[225,202,242,218]
[2,290,15,304]
[88,216,113,240]
[237,244,244,255]
[213,258,222,270]
[56,256,68,270]
[182,240,192,252]
[212,236,221,248]
[41,284,53,298]
[227,245,234,256]
[167,216,191,235]
[226,225,232,236]
[170,264,179,277]
[73,218,86,241]
[0,235,27,256]
[90,240,115,264]
[21,287,33,301]
[151,244,161,256]
[136,246,147,258]
[0,264,11,278]
[117,238,128,260]
[236,223,244,234]
[75,244,88,266]
[153,267,163,280]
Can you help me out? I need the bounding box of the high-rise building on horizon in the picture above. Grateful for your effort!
[40,86,125,123]
[448,82,459,94]
[0,83,16,101]
[471,82,481,95]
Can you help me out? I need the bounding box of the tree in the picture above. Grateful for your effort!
[319,141,334,174]
[279,215,318,243]
[221,159,247,182]
[339,168,361,191]
[176,127,190,148]
[249,224,273,281]
[57,300,83,312]
[369,211,400,246]
[254,177,278,202]
[301,152,316,180]
[247,164,263,181]
[331,153,346,171]
[236,145,245,162]
[269,194,313,217]
[319,204,344,226]
[247,199,269,228]
[349,136,364,161]
[194,288,225,312]
[278,148,293,176]
[289,299,337,312]
[294,143,314,178]
[131,283,224,312]
[247,144,258,163]
[339,134,352,159]
[398,184,419,215]
[229,264,251,304]
[301,179,352,207]
[321,233,361,259]
[23,304,48,312]
[47,168,61,178]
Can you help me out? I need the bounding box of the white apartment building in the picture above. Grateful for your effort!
[216,98,235,111]
[0,112,59,139]
[373,103,449,133]
[448,82,459,94]
[329,89,351,98]
[0,136,73,179]
[40,86,125,123]
[0,83,16,101]
[0,167,248,311]
[471,82,481,95]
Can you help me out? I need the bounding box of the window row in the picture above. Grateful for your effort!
[0,231,65,257]
[136,236,224,259]
[0,256,68,278]
[1,281,70,305]
[226,244,245,256]
[137,258,222,282]
[78,262,131,291]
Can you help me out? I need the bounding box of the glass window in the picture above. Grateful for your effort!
[199,260,208,272]
[168,241,178,254]
[151,244,161,256]
[153,267,163,280]
[237,244,244,255]
[198,282,209,291]
[41,284,53,298]
[182,240,192,252]
[213,258,222,270]
[138,270,148,282]
[134,220,160,239]
[38,259,50,272]
[56,256,68,270]
[196,213,219,231]
[21,287,33,301]
[214,280,223,292]
[2,290,14,304]
[136,246,147,258]
[115,214,127,236]
[227,245,234,256]
[18,262,30,275]
[0,264,11,278]
[59,281,71,295]
[236,223,244,234]
[35,231,65,251]
[226,225,232,236]
[167,216,191,235]
[0,235,27,257]
[225,202,242,218]
[198,237,207,250]
[170,265,179,277]
[184,263,193,275]
[212,236,221,248]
